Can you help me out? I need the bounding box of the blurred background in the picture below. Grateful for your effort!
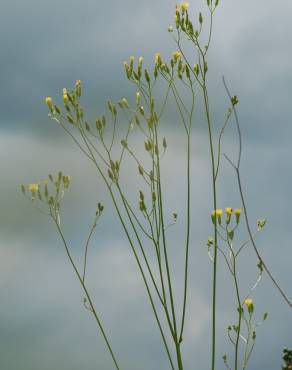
[1,0,292,369]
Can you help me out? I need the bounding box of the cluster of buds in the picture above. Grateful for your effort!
[45,80,83,124]
[211,207,242,225]
[123,56,151,83]
[153,50,190,81]
[174,2,197,37]
[282,348,292,370]
[21,172,71,207]
[108,160,120,182]
[118,98,129,110]
[172,51,182,63]
[95,115,107,135]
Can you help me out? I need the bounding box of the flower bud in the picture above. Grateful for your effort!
[199,12,203,24]
[138,56,143,72]
[45,97,53,111]
[194,64,200,76]
[172,51,182,63]
[121,98,129,109]
[75,80,81,97]
[144,69,151,83]
[244,298,254,314]
[63,92,69,105]
[155,52,162,65]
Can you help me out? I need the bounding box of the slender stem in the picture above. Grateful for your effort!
[116,182,165,306]
[154,124,183,370]
[222,77,292,308]
[82,219,97,283]
[227,237,242,370]
[75,125,176,368]
[202,81,218,370]
[52,214,120,370]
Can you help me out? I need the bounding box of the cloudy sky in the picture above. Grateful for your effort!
[1,0,292,369]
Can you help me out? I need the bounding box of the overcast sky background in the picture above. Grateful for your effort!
[1,0,292,369]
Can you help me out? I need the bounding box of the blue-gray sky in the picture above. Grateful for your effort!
[1,0,292,369]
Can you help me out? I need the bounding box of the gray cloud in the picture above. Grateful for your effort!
[1,0,292,369]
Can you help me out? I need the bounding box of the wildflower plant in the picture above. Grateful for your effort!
[22,1,291,369]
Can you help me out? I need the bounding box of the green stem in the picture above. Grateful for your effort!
[154,125,183,369]
[77,127,175,369]
[202,81,218,370]
[52,215,120,370]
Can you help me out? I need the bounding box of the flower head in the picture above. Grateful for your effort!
[211,208,223,224]
[45,97,53,109]
[244,298,254,313]
[181,2,189,12]
[155,52,162,65]
[225,207,233,224]
[234,208,242,223]
[28,183,39,194]
[225,207,233,215]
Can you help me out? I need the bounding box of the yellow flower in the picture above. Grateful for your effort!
[225,207,233,215]
[181,2,189,12]
[244,298,254,313]
[225,207,233,224]
[172,51,182,62]
[211,208,223,224]
[45,96,53,108]
[234,208,242,223]
[28,183,39,193]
